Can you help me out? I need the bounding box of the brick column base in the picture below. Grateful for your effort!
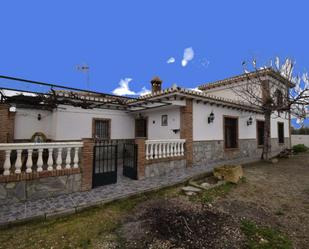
[135,138,145,179]
[81,138,94,191]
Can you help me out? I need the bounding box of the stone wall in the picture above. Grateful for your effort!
[193,137,290,168]
[291,135,309,147]
[145,159,186,178]
[0,173,81,205]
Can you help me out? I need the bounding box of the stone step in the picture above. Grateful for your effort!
[181,186,202,193]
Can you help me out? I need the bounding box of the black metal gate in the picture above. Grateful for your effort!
[123,143,138,180]
[92,142,118,187]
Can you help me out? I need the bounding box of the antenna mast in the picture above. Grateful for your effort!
[76,64,90,89]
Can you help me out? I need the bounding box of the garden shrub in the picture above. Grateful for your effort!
[293,144,308,154]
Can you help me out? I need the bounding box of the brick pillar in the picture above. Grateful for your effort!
[81,138,94,191]
[180,99,193,167]
[135,138,145,179]
[0,104,15,169]
[0,104,15,143]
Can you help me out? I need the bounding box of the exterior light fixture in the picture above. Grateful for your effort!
[247,116,253,126]
[37,113,41,121]
[208,111,215,124]
[9,106,16,113]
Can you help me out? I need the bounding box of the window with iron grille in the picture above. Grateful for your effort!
[224,117,238,149]
[257,120,265,147]
[94,119,110,139]
[278,122,284,144]
[161,115,168,126]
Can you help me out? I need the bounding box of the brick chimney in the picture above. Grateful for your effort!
[151,76,162,93]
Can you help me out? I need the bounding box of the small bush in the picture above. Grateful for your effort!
[292,144,308,154]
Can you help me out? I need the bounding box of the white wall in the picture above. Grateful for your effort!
[193,102,264,141]
[204,79,262,102]
[192,102,289,141]
[142,107,181,140]
[205,87,243,101]
[52,105,135,140]
[291,135,309,147]
[270,114,290,138]
[14,109,53,140]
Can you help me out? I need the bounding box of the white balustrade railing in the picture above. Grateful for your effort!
[0,142,83,176]
[145,139,185,160]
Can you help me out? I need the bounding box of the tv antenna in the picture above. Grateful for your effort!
[76,64,90,89]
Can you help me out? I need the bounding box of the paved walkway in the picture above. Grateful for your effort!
[0,158,257,226]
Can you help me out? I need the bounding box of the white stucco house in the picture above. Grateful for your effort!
[0,68,291,195]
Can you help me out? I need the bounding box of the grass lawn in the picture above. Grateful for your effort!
[0,186,181,249]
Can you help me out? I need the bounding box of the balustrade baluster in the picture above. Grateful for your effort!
[37,148,44,172]
[3,150,11,176]
[170,142,174,157]
[165,142,170,157]
[26,149,33,173]
[56,148,63,170]
[73,147,79,168]
[65,147,72,169]
[162,142,166,158]
[158,143,162,158]
[180,142,184,156]
[15,149,22,174]
[145,144,149,160]
[47,148,54,171]
[149,143,153,159]
[154,143,158,159]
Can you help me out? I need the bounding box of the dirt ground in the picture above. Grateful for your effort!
[120,153,309,249]
[120,198,244,249]
[214,152,309,248]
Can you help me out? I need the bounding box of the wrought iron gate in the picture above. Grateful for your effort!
[92,142,118,187]
[123,143,138,180]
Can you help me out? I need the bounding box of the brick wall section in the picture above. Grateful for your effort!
[0,168,80,183]
[135,138,145,179]
[0,104,15,143]
[0,104,15,169]
[180,99,193,167]
[81,138,94,191]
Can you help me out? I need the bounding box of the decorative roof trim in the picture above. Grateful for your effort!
[127,87,263,113]
[198,68,294,91]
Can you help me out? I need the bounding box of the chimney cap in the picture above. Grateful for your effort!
[150,76,163,84]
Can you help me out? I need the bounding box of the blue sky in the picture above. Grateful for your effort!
[0,1,308,125]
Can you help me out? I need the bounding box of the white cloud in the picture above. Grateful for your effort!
[189,87,202,92]
[181,47,194,67]
[137,87,151,96]
[112,78,135,96]
[112,78,151,97]
[166,57,176,64]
